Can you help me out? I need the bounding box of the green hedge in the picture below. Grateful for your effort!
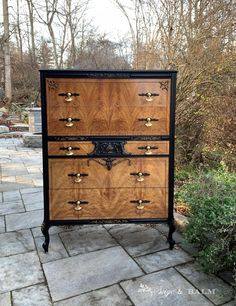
[176,163,236,283]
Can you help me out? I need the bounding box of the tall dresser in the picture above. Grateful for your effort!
[40,69,177,252]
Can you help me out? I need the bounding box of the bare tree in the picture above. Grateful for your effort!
[2,0,12,102]
[26,0,37,64]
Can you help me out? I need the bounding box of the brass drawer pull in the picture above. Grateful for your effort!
[59,118,80,127]
[68,200,89,211]
[138,117,159,127]
[138,145,158,155]
[58,92,80,102]
[60,146,80,156]
[68,173,88,183]
[130,199,151,210]
[130,172,150,182]
[138,92,159,102]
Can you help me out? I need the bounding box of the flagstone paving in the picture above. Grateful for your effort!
[0,138,234,306]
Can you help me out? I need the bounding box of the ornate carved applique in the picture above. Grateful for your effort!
[89,141,131,156]
[87,158,131,171]
[47,80,58,90]
[158,81,169,91]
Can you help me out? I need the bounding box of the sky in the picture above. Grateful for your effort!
[88,0,130,40]
[0,0,131,41]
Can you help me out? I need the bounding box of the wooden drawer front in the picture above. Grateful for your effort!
[49,188,168,220]
[47,106,169,136]
[49,158,168,189]
[48,141,94,156]
[46,78,170,108]
[125,141,169,155]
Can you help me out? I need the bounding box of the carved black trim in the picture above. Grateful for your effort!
[89,140,131,156]
[87,158,131,170]
[89,219,129,224]
[47,80,58,90]
[47,135,170,141]
[88,73,131,78]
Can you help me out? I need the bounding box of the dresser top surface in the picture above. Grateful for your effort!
[39,68,178,73]
[39,69,177,79]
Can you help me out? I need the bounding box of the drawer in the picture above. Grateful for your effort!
[125,141,169,155]
[48,141,94,156]
[49,157,168,189]
[46,78,170,108]
[49,188,168,220]
[47,106,169,136]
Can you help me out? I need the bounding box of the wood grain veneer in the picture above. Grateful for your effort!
[48,157,168,189]
[49,187,168,220]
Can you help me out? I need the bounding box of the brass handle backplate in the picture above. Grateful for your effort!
[58,92,80,102]
[138,145,159,155]
[60,146,80,156]
[68,173,88,183]
[59,118,80,127]
[130,199,151,210]
[68,200,89,211]
[130,172,150,182]
[138,118,159,127]
[138,92,159,102]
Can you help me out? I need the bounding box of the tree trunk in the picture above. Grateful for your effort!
[2,0,12,102]
[26,0,36,64]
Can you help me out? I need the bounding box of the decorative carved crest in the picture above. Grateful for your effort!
[47,80,58,90]
[87,158,131,171]
[89,140,131,156]
[158,81,169,91]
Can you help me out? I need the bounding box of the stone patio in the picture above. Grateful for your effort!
[0,138,234,306]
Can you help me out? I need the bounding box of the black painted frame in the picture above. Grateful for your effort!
[40,69,177,252]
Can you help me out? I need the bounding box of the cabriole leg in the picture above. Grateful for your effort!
[167,220,176,250]
[41,221,50,253]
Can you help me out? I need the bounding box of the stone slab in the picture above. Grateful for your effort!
[59,226,117,256]
[0,182,33,192]
[0,229,35,257]
[3,190,21,201]
[0,201,25,215]
[54,284,132,306]
[176,263,233,305]
[21,191,43,211]
[5,210,43,232]
[104,223,148,233]
[109,226,168,256]
[0,292,11,306]
[121,268,214,306]
[0,251,44,293]
[35,234,68,263]
[221,301,236,306]
[12,284,52,306]
[1,165,28,177]
[43,246,143,301]
[0,216,5,233]
[23,133,42,148]
[136,248,193,273]
[31,225,86,237]
[20,187,43,194]
[156,223,183,243]
[179,240,199,257]
[0,125,9,134]
[218,270,234,285]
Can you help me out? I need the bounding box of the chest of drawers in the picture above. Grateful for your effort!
[40,69,177,252]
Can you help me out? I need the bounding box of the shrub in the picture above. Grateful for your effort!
[177,163,236,283]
